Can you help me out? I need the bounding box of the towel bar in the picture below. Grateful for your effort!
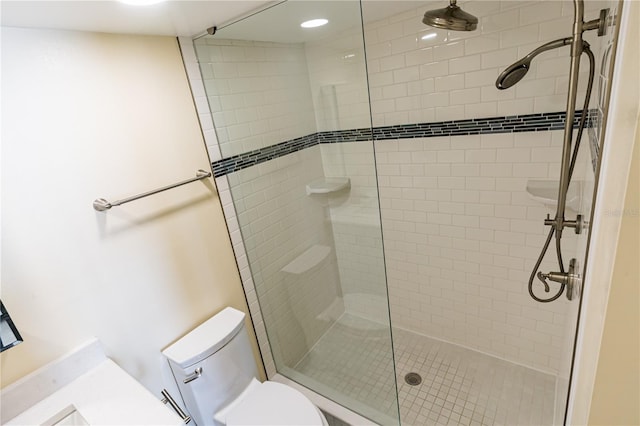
[93,169,212,212]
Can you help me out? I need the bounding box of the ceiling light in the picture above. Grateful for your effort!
[301,19,329,29]
[118,0,165,5]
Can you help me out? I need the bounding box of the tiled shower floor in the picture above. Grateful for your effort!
[295,314,556,426]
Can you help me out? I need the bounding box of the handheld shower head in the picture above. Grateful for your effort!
[496,37,573,90]
[423,0,478,31]
[496,58,532,90]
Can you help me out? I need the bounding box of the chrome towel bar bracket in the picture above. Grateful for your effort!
[93,169,212,212]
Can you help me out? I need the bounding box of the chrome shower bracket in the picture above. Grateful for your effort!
[545,214,585,234]
[538,258,582,301]
[583,8,611,36]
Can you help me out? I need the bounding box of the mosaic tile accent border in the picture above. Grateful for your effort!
[373,111,580,139]
[212,133,318,177]
[212,110,591,177]
[317,128,374,144]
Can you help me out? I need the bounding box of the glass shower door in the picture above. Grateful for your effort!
[193,2,400,424]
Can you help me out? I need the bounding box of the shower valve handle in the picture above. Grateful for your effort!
[537,259,581,301]
[537,271,569,287]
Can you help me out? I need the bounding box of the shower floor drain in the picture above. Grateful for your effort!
[404,372,422,386]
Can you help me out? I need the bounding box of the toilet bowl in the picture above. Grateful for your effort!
[162,307,327,426]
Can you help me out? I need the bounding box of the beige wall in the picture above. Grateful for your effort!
[0,27,264,393]
[588,120,640,426]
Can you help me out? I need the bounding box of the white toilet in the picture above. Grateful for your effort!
[162,307,328,426]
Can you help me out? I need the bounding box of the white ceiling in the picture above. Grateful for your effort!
[0,1,273,38]
[213,1,424,44]
[213,1,364,44]
[0,0,426,39]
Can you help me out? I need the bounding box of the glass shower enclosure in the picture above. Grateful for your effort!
[191,0,623,424]
[193,1,400,424]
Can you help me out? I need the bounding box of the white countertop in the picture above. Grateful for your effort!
[7,358,182,426]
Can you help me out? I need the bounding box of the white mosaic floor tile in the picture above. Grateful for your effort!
[295,314,555,426]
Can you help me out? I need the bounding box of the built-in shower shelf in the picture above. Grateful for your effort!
[526,179,582,211]
[281,245,331,274]
[306,177,350,195]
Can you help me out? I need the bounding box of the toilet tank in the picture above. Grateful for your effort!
[162,308,259,426]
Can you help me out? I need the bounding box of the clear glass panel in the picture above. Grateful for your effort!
[194,2,400,424]
[194,0,620,424]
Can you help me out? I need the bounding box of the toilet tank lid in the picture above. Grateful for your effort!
[162,307,246,369]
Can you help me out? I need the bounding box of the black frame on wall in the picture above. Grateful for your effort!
[0,300,23,353]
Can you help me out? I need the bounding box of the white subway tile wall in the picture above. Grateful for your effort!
[375,130,583,373]
[180,36,279,376]
[179,37,223,162]
[305,30,371,131]
[193,39,317,158]
[215,174,276,376]
[320,143,389,320]
[225,146,346,369]
[361,0,607,127]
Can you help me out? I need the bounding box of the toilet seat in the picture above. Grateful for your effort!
[225,381,324,426]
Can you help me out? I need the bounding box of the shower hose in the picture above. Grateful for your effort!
[529,44,595,303]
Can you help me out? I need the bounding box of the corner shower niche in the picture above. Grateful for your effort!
[305,177,350,196]
[526,179,583,211]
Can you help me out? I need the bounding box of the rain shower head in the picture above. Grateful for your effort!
[422,0,478,31]
[496,37,573,90]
